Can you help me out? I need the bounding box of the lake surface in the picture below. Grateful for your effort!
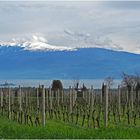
[0,79,121,89]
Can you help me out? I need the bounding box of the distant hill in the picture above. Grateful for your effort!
[0,46,140,79]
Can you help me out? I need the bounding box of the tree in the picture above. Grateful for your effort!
[121,72,140,104]
[51,80,63,91]
[121,72,136,92]
[105,76,113,89]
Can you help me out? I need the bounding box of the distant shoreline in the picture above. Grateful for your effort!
[0,79,121,88]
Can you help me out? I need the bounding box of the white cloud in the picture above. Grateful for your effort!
[0,1,140,54]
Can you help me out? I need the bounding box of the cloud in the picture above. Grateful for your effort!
[0,1,140,54]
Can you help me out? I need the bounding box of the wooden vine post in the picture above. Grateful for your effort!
[49,87,52,110]
[91,86,94,111]
[83,90,85,101]
[126,89,129,107]
[61,90,64,105]
[0,88,3,109]
[25,90,28,109]
[74,89,77,105]
[88,89,90,108]
[19,86,22,112]
[131,87,134,111]
[8,87,11,119]
[118,85,121,116]
[138,90,140,103]
[11,88,14,106]
[101,84,103,106]
[104,85,108,127]
[72,88,75,107]
[37,87,39,110]
[57,90,60,108]
[42,85,45,127]
[46,89,48,109]
[69,87,72,114]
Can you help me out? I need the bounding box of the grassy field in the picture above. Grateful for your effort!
[0,116,140,139]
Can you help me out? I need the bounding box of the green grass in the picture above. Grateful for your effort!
[0,116,140,139]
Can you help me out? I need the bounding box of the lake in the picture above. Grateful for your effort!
[0,79,122,89]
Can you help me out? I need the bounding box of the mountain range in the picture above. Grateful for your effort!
[0,45,139,79]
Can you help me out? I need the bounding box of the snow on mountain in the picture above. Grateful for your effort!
[0,35,140,55]
[0,35,76,52]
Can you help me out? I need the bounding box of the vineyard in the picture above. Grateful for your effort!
[0,80,140,138]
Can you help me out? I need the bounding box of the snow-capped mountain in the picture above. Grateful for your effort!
[0,42,140,79]
[0,35,75,52]
[0,35,135,54]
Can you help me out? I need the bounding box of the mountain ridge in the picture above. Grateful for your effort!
[0,46,139,79]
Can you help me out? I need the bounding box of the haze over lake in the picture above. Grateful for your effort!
[0,79,121,88]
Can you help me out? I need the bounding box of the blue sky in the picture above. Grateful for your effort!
[0,1,140,54]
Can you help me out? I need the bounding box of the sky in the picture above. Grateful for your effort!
[0,1,140,54]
